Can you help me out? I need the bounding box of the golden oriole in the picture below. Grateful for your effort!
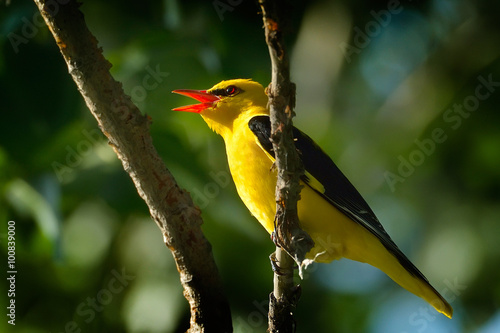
[173,79,453,318]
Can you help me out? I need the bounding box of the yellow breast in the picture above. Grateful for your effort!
[224,115,277,234]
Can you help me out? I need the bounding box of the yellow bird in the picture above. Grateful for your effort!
[173,79,453,318]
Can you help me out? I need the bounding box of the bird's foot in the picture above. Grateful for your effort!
[269,252,287,276]
[271,230,280,247]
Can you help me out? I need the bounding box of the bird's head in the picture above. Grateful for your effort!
[173,79,268,137]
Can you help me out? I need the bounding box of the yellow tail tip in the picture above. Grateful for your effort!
[442,307,453,319]
[433,299,453,319]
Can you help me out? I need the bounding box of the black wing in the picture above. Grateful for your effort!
[248,115,425,279]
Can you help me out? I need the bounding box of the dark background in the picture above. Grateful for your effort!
[1,0,500,332]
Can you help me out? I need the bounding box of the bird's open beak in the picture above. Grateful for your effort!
[172,89,220,113]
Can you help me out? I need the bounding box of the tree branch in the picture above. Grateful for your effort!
[32,1,232,332]
[259,0,314,332]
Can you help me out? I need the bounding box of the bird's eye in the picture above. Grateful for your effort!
[225,85,239,96]
[210,85,242,97]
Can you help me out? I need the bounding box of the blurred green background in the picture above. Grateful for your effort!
[1,0,500,332]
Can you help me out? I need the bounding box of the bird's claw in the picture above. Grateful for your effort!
[271,230,280,247]
[269,252,287,276]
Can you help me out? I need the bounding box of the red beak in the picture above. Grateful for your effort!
[172,89,220,113]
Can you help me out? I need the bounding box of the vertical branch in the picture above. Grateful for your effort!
[259,0,314,332]
[32,1,232,332]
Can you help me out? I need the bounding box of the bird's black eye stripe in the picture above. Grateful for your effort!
[210,85,242,97]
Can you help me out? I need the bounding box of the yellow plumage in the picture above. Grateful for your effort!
[173,79,453,319]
